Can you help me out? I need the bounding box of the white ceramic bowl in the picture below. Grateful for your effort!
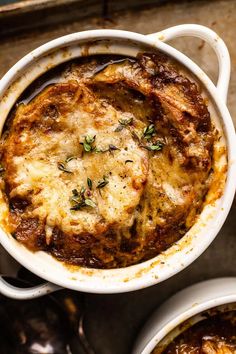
[0,24,235,299]
[133,277,236,354]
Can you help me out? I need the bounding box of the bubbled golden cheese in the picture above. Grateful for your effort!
[0,53,219,268]
[5,83,148,237]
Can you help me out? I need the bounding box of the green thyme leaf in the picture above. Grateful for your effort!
[148,144,163,151]
[71,196,82,204]
[141,142,163,151]
[66,156,76,163]
[97,181,109,189]
[87,178,92,189]
[115,117,133,132]
[108,144,120,154]
[70,202,85,211]
[83,142,92,152]
[143,124,156,140]
[84,198,96,208]
[80,186,86,195]
[85,135,95,144]
[119,117,133,126]
[58,156,75,173]
[72,189,79,196]
[82,135,96,152]
[58,162,72,173]
[97,176,109,189]
[114,125,124,132]
[109,144,119,151]
[70,186,96,211]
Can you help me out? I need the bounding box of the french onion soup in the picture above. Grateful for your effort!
[153,310,236,354]
[0,53,224,268]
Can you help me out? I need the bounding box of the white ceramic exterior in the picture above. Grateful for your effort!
[133,277,236,354]
[0,25,235,299]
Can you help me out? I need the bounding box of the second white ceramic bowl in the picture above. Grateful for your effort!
[133,277,236,354]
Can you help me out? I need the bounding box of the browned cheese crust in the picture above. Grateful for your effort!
[0,53,215,268]
[155,311,236,354]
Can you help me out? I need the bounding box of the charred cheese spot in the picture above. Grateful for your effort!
[0,53,220,268]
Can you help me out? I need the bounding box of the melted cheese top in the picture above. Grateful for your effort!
[7,83,148,240]
[0,54,217,268]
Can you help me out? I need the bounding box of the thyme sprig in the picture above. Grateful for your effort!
[65,156,76,163]
[58,156,77,173]
[141,124,164,152]
[115,117,133,132]
[81,136,120,155]
[141,141,163,151]
[87,177,92,190]
[143,124,156,140]
[70,186,96,211]
[58,162,73,174]
[97,175,109,189]
[82,135,96,152]
[108,144,120,152]
[84,198,96,208]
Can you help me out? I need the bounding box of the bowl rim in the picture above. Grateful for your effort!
[134,277,236,354]
[0,29,235,294]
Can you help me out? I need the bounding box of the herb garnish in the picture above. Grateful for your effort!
[58,162,73,173]
[140,124,164,152]
[141,142,163,151]
[84,199,96,208]
[143,124,156,140]
[65,156,76,163]
[87,177,92,190]
[97,175,109,189]
[58,156,77,173]
[108,144,120,152]
[108,144,120,155]
[80,133,121,154]
[125,160,133,164]
[115,117,133,132]
[72,188,79,196]
[82,135,96,152]
[70,186,96,210]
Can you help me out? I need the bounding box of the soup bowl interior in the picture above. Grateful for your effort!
[153,302,236,353]
[0,30,235,293]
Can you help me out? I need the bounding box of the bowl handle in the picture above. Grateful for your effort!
[147,24,230,103]
[0,275,61,299]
